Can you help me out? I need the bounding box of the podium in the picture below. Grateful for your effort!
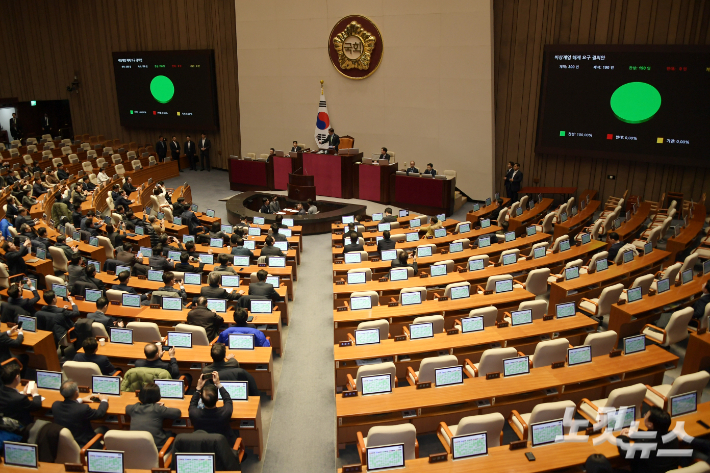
[287,173,316,201]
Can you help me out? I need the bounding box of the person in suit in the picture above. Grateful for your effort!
[199,133,211,171]
[9,113,19,141]
[381,207,398,223]
[607,232,624,262]
[306,199,318,215]
[126,381,182,449]
[260,197,272,214]
[41,113,50,134]
[392,250,418,275]
[6,281,39,315]
[405,161,419,174]
[55,234,80,261]
[0,325,29,377]
[230,236,254,259]
[212,254,238,275]
[3,238,31,276]
[189,371,237,445]
[0,362,41,426]
[173,252,199,273]
[269,196,281,213]
[421,216,443,237]
[187,297,225,340]
[249,269,284,303]
[693,281,710,319]
[114,190,133,210]
[490,198,506,223]
[503,161,514,198]
[32,178,48,197]
[148,253,175,271]
[269,223,287,243]
[616,407,679,473]
[343,231,364,253]
[88,297,124,332]
[217,308,270,347]
[201,273,243,302]
[319,128,339,152]
[135,343,180,379]
[184,135,197,171]
[36,290,79,348]
[378,147,390,162]
[56,163,69,181]
[423,163,437,177]
[261,236,284,257]
[123,176,137,195]
[377,230,396,255]
[508,162,523,202]
[169,135,181,170]
[202,343,240,375]
[73,337,117,376]
[290,141,302,152]
[155,136,167,162]
[267,147,276,160]
[52,381,109,446]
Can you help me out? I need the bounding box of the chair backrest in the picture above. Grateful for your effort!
[468,306,498,327]
[527,400,577,438]
[131,159,142,170]
[365,424,417,461]
[500,248,520,259]
[629,274,655,294]
[605,383,647,413]
[443,282,470,299]
[613,244,638,265]
[519,299,548,320]
[23,154,33,165]
[351,291,379,307]
[666,372,710,405]
[115,164,125,175]
[399,287,427,303]
[597,283,625,315]
[564,258,583,270]
[412,315,445,334]
[509,201,520,217]
[455,413,505,448]
[531,338,569,368]
[587,251,608,274]
[417,355,459,384]
[91,323,109,338]
[68,154,79,164]
[348,268,372,281]
[104,431,159,469]
[521,268,551,296]
[355,362,396,392]
[175,323,210,345]
[520,195,529,210]
[530,242,549,254]
[645,225,662,246]
[550,235,569,252]
[477,347,519,377]
[583,330,618,357]
[660,262,682,283]
[485,274,512,291]
[496,207,510,223]
[48,247,69,272]
[680,253,699,276]
[62,361,101,386]
[557,203,568,217]
[126,321,161,342]
[97,236,114,259]
[45,275,66,290]
[357,319,389,340]
[663,307,694,346]
[55,428,81,464]
[52,157,63,167]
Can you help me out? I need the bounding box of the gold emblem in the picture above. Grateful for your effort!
[332,21,376,70]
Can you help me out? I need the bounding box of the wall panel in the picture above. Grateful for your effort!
[0,0,240,170]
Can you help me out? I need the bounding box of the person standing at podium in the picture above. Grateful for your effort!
[319,128,339,152]
[290,141,302,152]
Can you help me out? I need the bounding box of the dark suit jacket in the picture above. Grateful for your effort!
[169,141,180,156]
[344,243,364,253]
[148,256,174,271]
[123,182,137,194]
[187,307,224,340]
[202,358,240,374]
[290,146,302,152]
[184,140,196,157]
[377,238,396,253]
[504,168,514,190]
[7,289,40,315]
[693,293,710,319]
[87,310,119,333]
[248,281,283,303]
[189,387,235,445]
[260,245,284,257]
[617,433,678,473]
[381,215,398,223]
[0,331,25,363]
[36,305,79,344]
[608,242,625,262]
[424,168,437,177]
[231,247,254,259]
[510,170,523,192]
[57,169,69,180]
[200,285,241,301]
[391,260,418,275]
[199,139,211,156]
[135,357,179,379]
[126,402,182,448]
[171,431,240,471]
[9,117,19,135]
[260,205,272,214]
[73,353,116,376]
[155,141,167,158]
[406,167,419,174]
[0,384,42,426]
[51,399,109,446]
[378,153,390,161]
[114,196,132,209]
[321,133,340,150]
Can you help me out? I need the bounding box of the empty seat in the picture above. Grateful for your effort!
[530,338,569,368]
[356,319,389,340]
[578,283,624,320]
[578,383,647,422]
[510,400,576,440]
[357,424,418,465]
[351,291,379,307]
[407,354,458,385]
[583,330,617,357]
[411,314,445,334]
[464,347,517,378]
[126,322,161,342]
[642,307,693,347]
[348,362,397,392]
[438,413,505,453]
[644,371,710,412]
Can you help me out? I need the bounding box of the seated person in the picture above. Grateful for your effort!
[135,343,180,379]
[170,431,240,471]
[113,271,150,302]
[36,290,78,350]
[87,297,124,332]
[381,207,398,223]
[421,216,443,237]
[616,407,679,473]
[296,203,306,215]
[343,231,364,253]
[306,199,318,214]
[73,337,117,375]
[230,236,254,258]
[6,281,40,315]
[269,195,281,213]
[693,281,710,319]
[248,269,284,303]
[378,147,390,161]
[126,381,182,450]
[232,214,249,231]
[187,297,225,341]
[269,223,287,242]
[208,221,225,240]
[346,222,363,238]
[607,232,624,262]
[423,162,437,176]
[201,272,243,301]
[391,250,418,275]
[259,197,272,214]
[490,198,506,222]
[52,381,109,446]
[157,271,187,302]
[189,371,236,445]
[0,361,41,427]
[217,308,271,347]
[202,343,240,374]
[260,235,284,257]
[174,251,200,273]
[213,253,237,275]
[405,161,419,174]
[377,230,396,254]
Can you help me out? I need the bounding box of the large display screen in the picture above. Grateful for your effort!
[536,45,710,165]
[112,50,218,129]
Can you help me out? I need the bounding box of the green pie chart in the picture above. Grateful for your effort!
[610,82,661,124]
[150,75,175,104]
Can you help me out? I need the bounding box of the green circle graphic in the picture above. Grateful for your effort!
[150,75,175,104]
[610,82,661,124]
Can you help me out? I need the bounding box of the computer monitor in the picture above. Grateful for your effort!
[480,218,491,228]
[167,331,192,349]
[478,236,491,248]
[485,197,492,206]
[417,246,432,258]
[89,237,99,247]
[430,263,447,277]
[266,276,280,287]
[182,235,195,243]
[36,247,46,260]
[503,356,530,377]
[206,299,227,313]
[556,302,576,318]
[135,226,144,235]
[468,258,485,271]
[354,328,380,346]
[154,379,185,400]
[626,286,643,303]
[233,256,250,267]
[510,309,532,326]
[173,217,182,225]
[434,228,447,238]
[401,291,422,306]
[559,239,571,252]
[526,226,536,236]
[406,232,419,242]
[210,238,223,248]
[72,231,80,241]
[228,333,255,350]
[162,296,183,311]
[565,266,580,281]
[460,316,484,333]
[274,241,289,253]
[495,279,513,293]
[361,374,393,396]
[248,227,261,236]
[221,275,240,287]
[279,228,292,237]
[623,334,645,355]
[622,250,634,264]
[268,256,286,267]
[399,209,409,217]
[191,204,199,212]
[581,233,591,245]
[174,453,216,473]
[52,283,67,299]
[147,270,164,282]
[390,268,408,281]
[243,240,256,250]
[567,346,592,366]
[596,259,608,272]
[121,293,141,308]
[342,215,354,224]
[644,241,653,255]
[409,218,421,228]
[605,406,635,431]
[516,207,523,216]
[36,370,62,390]
[282,218,294,227]
[350,296,372,311]
[533,246,546,259]
[86,260,100,273]
[450,285,470,300]
[199,254,214,265]
[183,273,202,285]
[4,442,38,469]
[344,252,362,264]
[613,217,622,229]
[449,242,463,253]
[168,251,182,261]
[657,278,671,294]
[531,419,564,447]
[473,203,480,212]
[682,269,693,284]
[253,216,265,225]
[92,375,121,395]
[408,322,433,339]
[670,392,698,417]
[205,209,215,218]
[377,223,390,232]
[502,253,517,266]
[218,381,249,401]
[372,213,383,222]
[458,223,471,233]
[505,231,516,242]
[559,212,568,223]
[85,289,102,303]
[347,272,366,285]
[250,299,272,314]
[380,249,397,261]
[435,366,464,387]
[452,432,488,460]
[571,206,578,216]
[109,328,133,345]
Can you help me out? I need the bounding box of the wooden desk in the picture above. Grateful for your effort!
[615,202,652,242]
[0,323,60,371]
[332,289,535,342]
[508,198,554,235]
[302,152,361,199]
[666,205,705,263]
[682,331,710,375]
[353,162,398,203]
[331,215,435,234]
[229,157,274,191]
[553,200,601,240]
[333,314,597,387]
[330,219,461,247]
[32,388,264,459]
[548,249,670,309]
[390,174,455,216]
[466,199,510,225]
[608,272,710,339]
[334,345,677,447]
[91,342,276,399]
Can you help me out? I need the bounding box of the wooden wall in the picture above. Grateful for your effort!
[494,0,710,203]
[0,0,240,170]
